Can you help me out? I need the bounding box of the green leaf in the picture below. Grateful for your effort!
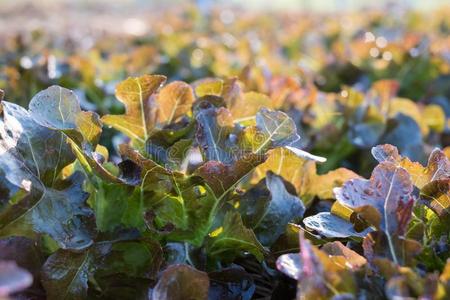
[254,108,299,152]
[154,178,219,246]
[28,85,124,184]
[28,86,100,145]
[95,238,163,280]
[0,172,95,250]
[206,211,265,262]
[0,101,94,250]
[0,101,74,187]
[91,181,133,232]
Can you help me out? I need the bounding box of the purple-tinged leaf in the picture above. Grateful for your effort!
[0,236,44,298]
[334,162,414,264]
[372,144,449,189]
[195,153,267,196]
[0,261,32,297]
[150,264,209,300]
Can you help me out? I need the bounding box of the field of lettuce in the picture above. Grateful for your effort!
[0,2,449,300]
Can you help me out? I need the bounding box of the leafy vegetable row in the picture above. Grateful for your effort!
[0,74,449,299]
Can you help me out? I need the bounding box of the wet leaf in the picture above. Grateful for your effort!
[0,101,74,187]
[276,253,302,280]
[42,246,105,300]
[42,234,157,300]
[334,162,414,263]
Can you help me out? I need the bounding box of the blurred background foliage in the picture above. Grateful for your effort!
[0,0,449,176]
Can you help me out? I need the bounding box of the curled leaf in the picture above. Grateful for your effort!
[303,212,372,238]
[420,179,450,219]
[372,144,449,188]
[276,233,356,299]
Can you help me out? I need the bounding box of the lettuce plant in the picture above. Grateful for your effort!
[0,74,449,300]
